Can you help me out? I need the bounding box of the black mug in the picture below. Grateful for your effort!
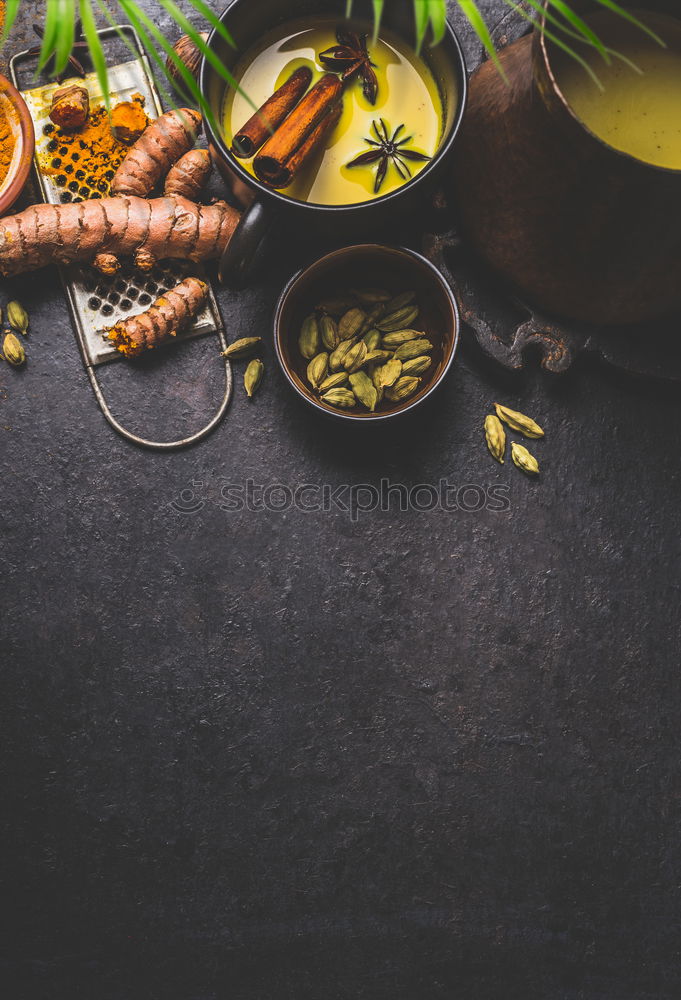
[200,0,468,286]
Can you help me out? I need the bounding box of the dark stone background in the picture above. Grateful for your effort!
[1,3,680,998]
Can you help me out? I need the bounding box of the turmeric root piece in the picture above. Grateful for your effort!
[93,252,120,275]
[164,149,212,200]
[0,195,240,276]
[107,276,208,357]
[110,100,149,144]
[50,83,90,130]
[110,108,202,197]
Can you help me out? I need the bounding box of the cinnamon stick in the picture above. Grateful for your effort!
[253,74,343,189]
[232,66,313,159]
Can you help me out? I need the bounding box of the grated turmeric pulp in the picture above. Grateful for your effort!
[39,102,142,201]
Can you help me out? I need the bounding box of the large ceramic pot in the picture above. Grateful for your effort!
[200,0,467,285]
[452,0,681,325]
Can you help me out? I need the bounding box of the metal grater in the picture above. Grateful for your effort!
[9,26,232,449]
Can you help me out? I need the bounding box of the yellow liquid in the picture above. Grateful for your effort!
[222,18,445,205]
[552,9,681,170]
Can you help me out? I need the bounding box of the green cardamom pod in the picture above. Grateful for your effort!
[385,375,420,402]
[377,304,419,332]
[381,328,421,349]
[349,371,378,411]
[371,366,384,404]
[307,351,329,389]
[316,295,356,315]
[318,371,349,393]
[320,314,340,350]
[220,336,262,360]
[338,307,366,340]
[511,441,540,475]
[401,355,431,376]
[484,414,506,464]
[376,358,402,387]
[393,338,433,361]
[363,349,391,365]
[7,300,29,336]
[329,338,357,371]
[2,332,26,366]
[362,328,381,350]
[321,388,356,409]
[360,303,385,333]
[244,359,264,398]
[495,403,544,439]
[351,287,391,304]
[343,340,368,373]
[298,314,319,359]
[384,290,415,314]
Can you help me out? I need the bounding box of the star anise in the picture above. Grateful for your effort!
[346,120,431,194]
[319,26,378,105]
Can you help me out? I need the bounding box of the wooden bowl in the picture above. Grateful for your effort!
[0,74,35,216]
[274,244,460,421]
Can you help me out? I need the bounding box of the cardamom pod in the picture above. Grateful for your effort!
[363,349,391,365]
[360,303,385,333]
[371,366,385,404]
[376,304,419,332]
[484,414,506,464]
[349,371,378,411]
[307,351,329,389]
[7,300,29,336]
[385,375,420,402]
[362,328,381,350]
[338,307,366,340]
[393,338,433,361]
[401,355,432,376]
[376,358,402,387]
[2,332,25,366]
[220,336,262,360]
[329,337,357,371]
[317,295,356,316]
[351,287,391,303]
[244,359,264,398]
[384,290,415,314]
[511,441,540,475]
[381,328,421,349]
[320,314,340,351]
[318,371,349,393]
[495,403,544,439]
[298,314,319,359]
[321,387,356,409]
[343,340,368,373]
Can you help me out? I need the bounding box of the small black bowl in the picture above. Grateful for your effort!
[200,0,468,285]
[274,244,460,421]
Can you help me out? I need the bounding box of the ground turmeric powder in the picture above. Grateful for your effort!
[0,105,15,189]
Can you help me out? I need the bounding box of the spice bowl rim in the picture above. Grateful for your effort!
[273,243,460,422]
[0,73,35,217]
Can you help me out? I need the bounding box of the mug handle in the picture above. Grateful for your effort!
[219,200,273,288]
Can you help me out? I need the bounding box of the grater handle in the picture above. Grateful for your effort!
[84,354,233,451]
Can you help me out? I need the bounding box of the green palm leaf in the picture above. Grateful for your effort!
[0,0,667,132]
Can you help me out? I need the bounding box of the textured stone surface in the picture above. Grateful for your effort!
[1,3,680,999]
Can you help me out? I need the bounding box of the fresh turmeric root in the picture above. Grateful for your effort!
[110,108,201,196]
[0,108,240,277]
[107,276,208,357]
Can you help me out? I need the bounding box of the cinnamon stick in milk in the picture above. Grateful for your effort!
[253,73,343,189]
[232,66,313,158]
